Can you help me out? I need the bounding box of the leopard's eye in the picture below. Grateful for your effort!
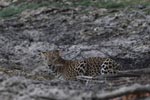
[43,56,48,61]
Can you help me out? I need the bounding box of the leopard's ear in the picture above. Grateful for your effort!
[40,51,47,57]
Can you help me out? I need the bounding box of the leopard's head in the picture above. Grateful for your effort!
[41,50,63,74]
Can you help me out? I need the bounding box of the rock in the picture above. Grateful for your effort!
[0,1,10,8]
[0,5,150,69]
[0,3,150,100]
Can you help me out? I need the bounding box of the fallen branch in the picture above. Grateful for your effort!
[77,72,140,81]
[77,68,150,80]
[89,84,150,100]
[120,68,150,75]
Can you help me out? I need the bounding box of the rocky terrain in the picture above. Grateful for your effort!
[0,0,150,100]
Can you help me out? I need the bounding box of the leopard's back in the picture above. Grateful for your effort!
[63,57,121,79]
[84,57,121,76]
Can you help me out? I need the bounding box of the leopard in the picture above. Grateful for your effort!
[41,50,121,80]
